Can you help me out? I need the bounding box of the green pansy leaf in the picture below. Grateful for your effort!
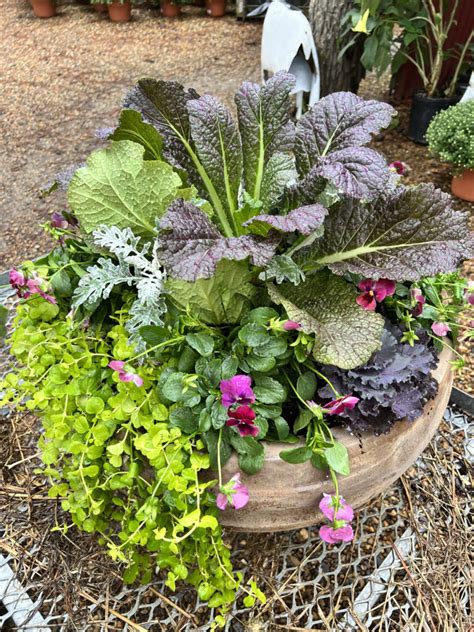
[279,446,312,464]
[296,371,317,400]
[253,376,287,404]
[68,140,182,236]
[268,269,384,369]
[186,333,215,357]
[324,441,350,476]
[294,409,313,433]
[311,452,328,470]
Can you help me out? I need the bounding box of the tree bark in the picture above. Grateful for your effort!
[309,0,366,96]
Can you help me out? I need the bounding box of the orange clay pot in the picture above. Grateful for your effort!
[451,169,474,202]
[206,0,226,16]
[107,1,131,22]
[31,0,56,18]
[161,1,181,16]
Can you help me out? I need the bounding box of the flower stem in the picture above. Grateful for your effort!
[217,429,223,488]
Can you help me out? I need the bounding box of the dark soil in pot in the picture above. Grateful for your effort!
[408,93,459,145]
[31,0,56,18]
[107,1,131,21]
[206,0,226,17]
[160,1,181,17]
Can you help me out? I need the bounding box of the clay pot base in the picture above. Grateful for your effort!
[218,347,454,532]
[108,1,131,21]
[451,169,474,202]
[206,0,226,16]
[161,2,181,17]
[31,0,56,18]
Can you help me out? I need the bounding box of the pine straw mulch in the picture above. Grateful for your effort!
[0,407,471,631]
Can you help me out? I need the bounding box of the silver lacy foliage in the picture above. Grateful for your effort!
[72,226,166,349]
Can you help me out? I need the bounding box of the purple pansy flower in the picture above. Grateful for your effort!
[323,395,359,416]
[410,288,426,317]
[319,524,354,544]
[50,212,69,229]
[431,322,451,337]
[226,405,259,437]
[283,320,302,331]
[319,493,354,522]
[219,375,255,408]
[216,473,249,511]
[9,269,56,304]
[108,360,143,387]
[356,278,396,311]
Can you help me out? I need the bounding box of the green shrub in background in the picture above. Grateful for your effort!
[427,100,474,169]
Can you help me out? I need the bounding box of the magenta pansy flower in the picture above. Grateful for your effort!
[9,268,26,288]
[319,494,354,522]
[410,288,426,317]
[283,320,302,331]
[50,211,69,229]
[319,524,354,544]
[356,278,396,311]
[226,405,259,437]
[108,360,143,387]
[431,322,451,337]
[216,473,249,511]
[323,395,359,416]
[388,160,409,176]
[220,375,255,408]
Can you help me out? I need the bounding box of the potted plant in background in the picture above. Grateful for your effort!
[30,0,56,18]
[205,0,226,17]
[427,99,474,201]
[160,0,183,18]
[90,0,108,13]
[107,0,132,22]
[1,75,473,624]
[343,0,473,143]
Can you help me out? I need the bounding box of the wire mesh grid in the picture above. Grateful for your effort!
[0,289,472,631]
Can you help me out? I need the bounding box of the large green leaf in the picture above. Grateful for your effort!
[166,260,256,325]
[309,184,473,281]
[109,109,163,160]
[268,270,384,369]
[68,140,182,236]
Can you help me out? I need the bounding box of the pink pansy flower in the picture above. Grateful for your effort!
[216,473,249,511]
[410,288,426,317]
[319,524,354,544]
[283,320,302,331]
[431,322,451,337]
[220,375,255,408]
[319,494,354,522]
[356,278,396,311]
[388,160,409,176]
[323,395,360,416]
[226,405,259,437]
[108,360,143,387]
[9,269,56,304]
[50,211,69,229]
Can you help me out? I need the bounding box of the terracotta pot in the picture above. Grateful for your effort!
[451,169,474,202]
[161,1,180,16]
[31,0,56,18]
[205,0,226,16]
[107,1,131,21]
[218,347,453,532]
[94,2,108,11]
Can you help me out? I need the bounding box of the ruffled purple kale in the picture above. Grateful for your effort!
[318,324,439,435]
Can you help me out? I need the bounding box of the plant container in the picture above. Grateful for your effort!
[107,1,131,21]
[218,348,453,531]
[451,169,474,202]
[408,93,459,144]
[30,0,56,18]
[206,0,226,16]
[94,2,108,11]
[160,1,180,16]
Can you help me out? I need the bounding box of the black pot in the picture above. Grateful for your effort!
[408,93,459,145]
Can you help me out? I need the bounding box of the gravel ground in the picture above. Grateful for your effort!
[0,3,472,389]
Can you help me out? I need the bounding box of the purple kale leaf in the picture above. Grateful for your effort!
[243,204,327,237]
[311,183,474,281]
[318,324,439,435]
[293,92,395,201]
[156,199,279,281]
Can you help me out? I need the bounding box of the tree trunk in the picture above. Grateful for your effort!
[309,0,366,96]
